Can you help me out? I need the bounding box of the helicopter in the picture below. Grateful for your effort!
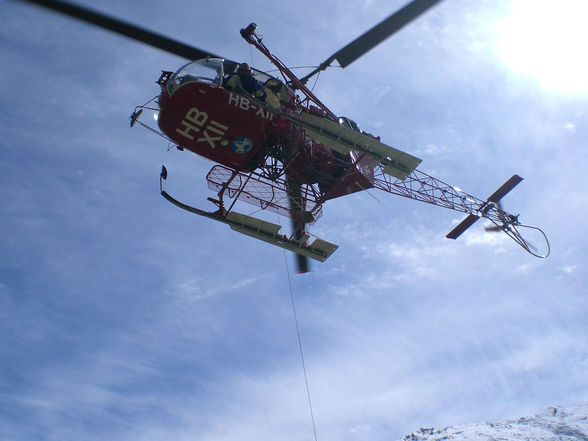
[20,0,550,273]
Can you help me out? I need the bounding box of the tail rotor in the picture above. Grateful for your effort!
[484,202,550,258]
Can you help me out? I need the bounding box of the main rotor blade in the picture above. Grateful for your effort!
[286,176,310,273]
[18,0,223,61]
[292,220,310,273]
[301,0,444,83]
[335,0,444,67]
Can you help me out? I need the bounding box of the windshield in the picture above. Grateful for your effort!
[168,58,224,94]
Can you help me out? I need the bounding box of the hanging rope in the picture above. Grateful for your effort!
[283,250,319,441]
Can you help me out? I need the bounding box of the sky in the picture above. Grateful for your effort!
[1,1,587,440]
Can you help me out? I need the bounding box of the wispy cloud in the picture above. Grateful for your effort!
[2,2,588,441]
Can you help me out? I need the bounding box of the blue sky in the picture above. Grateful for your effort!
[1,1,587,440]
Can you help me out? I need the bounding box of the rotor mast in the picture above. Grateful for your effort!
[239,23,338,120]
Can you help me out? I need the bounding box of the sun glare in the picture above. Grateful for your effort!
[497,0,588,94]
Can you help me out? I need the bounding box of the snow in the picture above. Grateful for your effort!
[401,403,588,441]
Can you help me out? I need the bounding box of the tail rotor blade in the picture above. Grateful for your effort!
[287,176,310,273]
[296,256,310,274]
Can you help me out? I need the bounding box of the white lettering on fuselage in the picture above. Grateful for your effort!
[228,93,240,107]
[175,107,229,149]
[198,120,229,149]
[228,93,274,121]
[175,107,207,140]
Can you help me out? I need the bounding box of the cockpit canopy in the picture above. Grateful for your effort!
[167,58,225,94]
[223,63,276,86]
[166,58,295,107]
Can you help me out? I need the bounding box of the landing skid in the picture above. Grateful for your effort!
[160,167,338,263]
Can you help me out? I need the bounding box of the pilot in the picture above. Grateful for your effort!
[224,63,266,100]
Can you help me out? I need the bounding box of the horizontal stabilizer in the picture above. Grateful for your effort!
[446,174,524,240]
[300,112,421,180]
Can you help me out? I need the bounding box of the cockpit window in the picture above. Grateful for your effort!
[168,58,224,94]
[223,63,273,86]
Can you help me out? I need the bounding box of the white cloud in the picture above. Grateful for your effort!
[561,265,577,274]
[2,2,588,441]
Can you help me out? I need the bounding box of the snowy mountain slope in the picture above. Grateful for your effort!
[402,403,588,441]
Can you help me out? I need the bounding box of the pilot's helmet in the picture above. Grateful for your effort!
[238,63,252,76]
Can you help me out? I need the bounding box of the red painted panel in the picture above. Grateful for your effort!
[157,82,274,171]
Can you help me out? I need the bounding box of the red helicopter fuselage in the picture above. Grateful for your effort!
[155,59,374,199]
[157,66,275,171]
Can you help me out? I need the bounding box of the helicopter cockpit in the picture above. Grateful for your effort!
[263,77,294,108]
[166,56,294,110]
[222,63,294,108]
[167,58,225,94]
